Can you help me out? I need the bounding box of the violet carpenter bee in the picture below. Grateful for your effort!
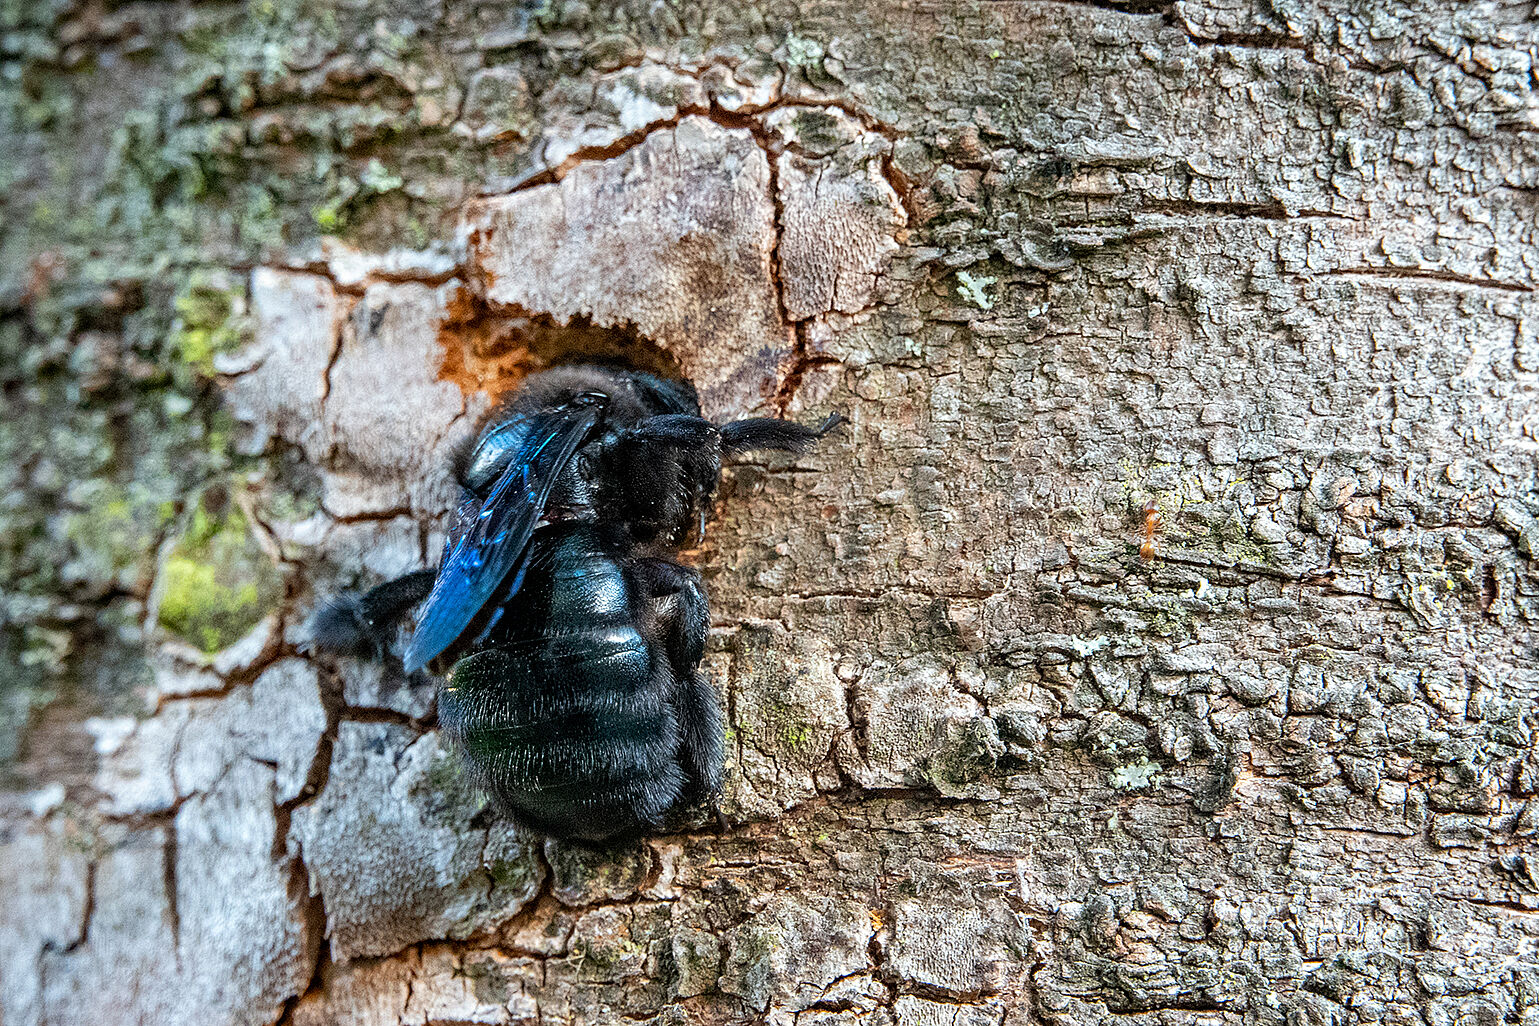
[310,365,842,841]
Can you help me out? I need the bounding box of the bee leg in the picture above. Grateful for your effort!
[593,415,724,538]
[676,665,725,803]
[719,412,844,456]
[619,413,719,447]
[596,414,720,475]
[307,569,437,659]
[634,558,708,668]
[635,559,722,802]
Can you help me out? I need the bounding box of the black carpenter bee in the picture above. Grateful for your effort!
[310,364,841,841]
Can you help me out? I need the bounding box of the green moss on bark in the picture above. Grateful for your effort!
[156,502,282,654]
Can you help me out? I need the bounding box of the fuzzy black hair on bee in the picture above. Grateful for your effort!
[307,569,436,658]
[308,364,842,842]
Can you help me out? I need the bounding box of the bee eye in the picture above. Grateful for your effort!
[463,421,526,491]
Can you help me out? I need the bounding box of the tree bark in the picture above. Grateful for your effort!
[2,2,1537,1025]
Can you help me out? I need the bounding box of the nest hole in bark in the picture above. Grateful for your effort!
[436,283,687,403]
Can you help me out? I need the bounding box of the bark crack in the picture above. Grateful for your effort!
[464,87,905,411]
[1321,266,1535,294]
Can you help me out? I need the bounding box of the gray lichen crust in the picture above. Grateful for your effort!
[2,2,1537,1025]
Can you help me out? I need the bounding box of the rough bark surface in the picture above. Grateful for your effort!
[2,2,1537,1025]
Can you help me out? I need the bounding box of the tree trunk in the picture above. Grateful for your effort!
[3,2,1536,1025]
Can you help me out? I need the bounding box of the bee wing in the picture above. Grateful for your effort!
[403,398,604,673]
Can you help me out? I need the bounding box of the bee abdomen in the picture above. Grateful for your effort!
[440,630,686,839]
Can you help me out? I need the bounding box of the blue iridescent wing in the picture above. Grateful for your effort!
[403,397,604,673]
